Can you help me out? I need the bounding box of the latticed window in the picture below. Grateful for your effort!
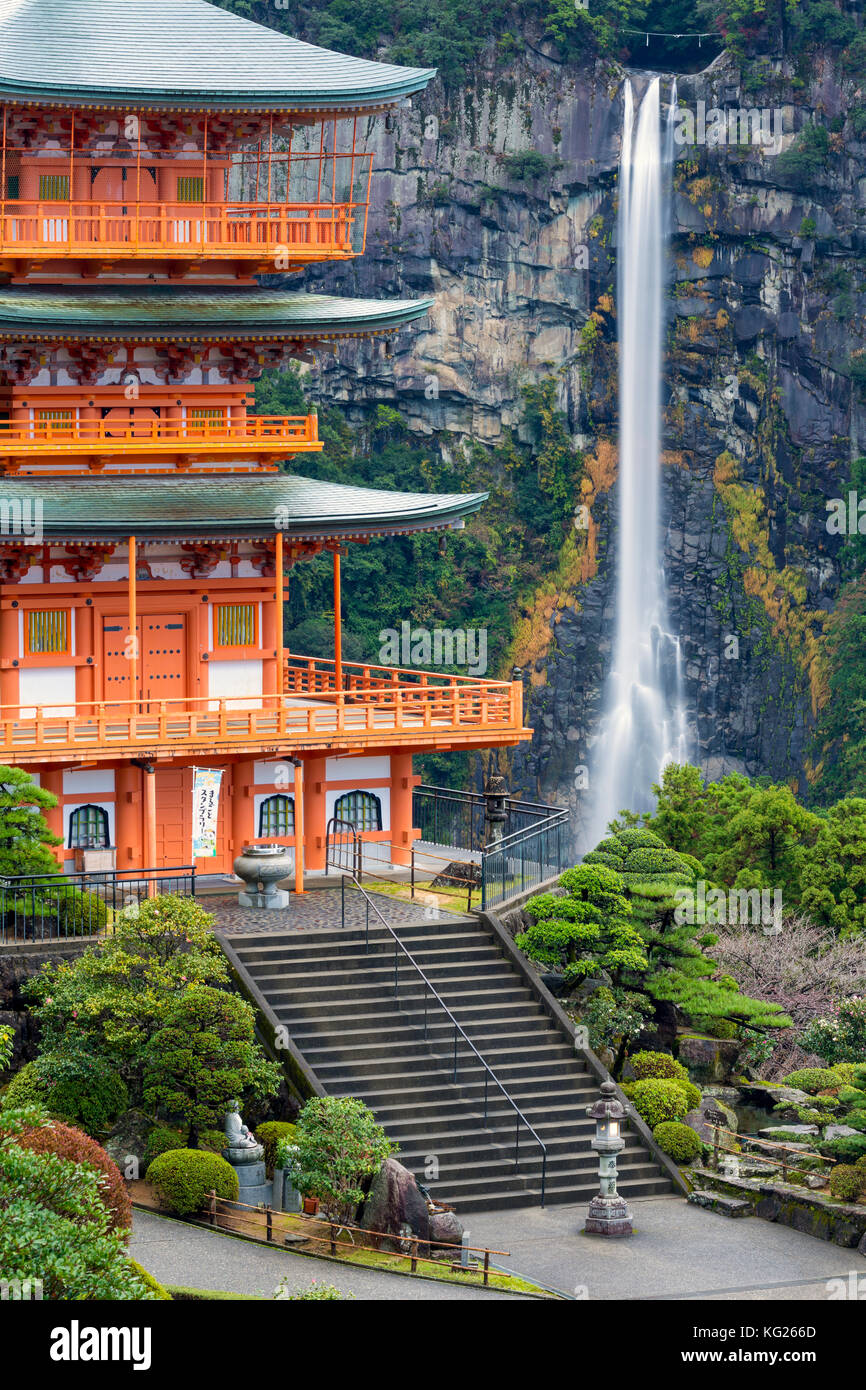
[334,790,382,833]
[39,174,70,200]
[26,608,69,655]
[68,804,109,849]
[37,409,74,434]
[258,794,294,837]
[188,407,225,433]
[216,603,256,648]
[177,176,205,203]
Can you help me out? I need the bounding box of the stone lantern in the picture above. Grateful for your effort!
[583,1081,633,1237]
[483,773,508,847]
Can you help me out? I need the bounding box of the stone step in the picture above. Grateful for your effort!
[688,1189,754,1218]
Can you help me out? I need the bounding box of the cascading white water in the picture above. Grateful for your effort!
[584,77,690,849]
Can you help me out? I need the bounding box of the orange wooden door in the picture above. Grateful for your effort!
[155,767,186,867]
[102,617,139,708]
[155,766,231,872]
[139,614,186,710]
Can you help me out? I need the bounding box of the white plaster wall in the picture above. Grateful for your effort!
[19,666,75,717]
[325,755,391,781]
[253,759,294,785]
[63,769,115,796]
[208,658,263,710]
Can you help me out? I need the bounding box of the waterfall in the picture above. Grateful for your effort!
[584,77,689,850]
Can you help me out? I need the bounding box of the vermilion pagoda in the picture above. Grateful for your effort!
[0,0,530,878]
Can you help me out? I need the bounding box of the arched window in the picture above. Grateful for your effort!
[68,804,110,848]
[334,790,382,833]
[258,794,295,838]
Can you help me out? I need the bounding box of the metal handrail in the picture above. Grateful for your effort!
[487,808,570,854]
[334,865,547,1205]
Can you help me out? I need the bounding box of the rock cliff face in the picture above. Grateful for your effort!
[306,44,866,834]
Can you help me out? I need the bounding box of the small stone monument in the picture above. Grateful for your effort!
[222,1100,271,1206]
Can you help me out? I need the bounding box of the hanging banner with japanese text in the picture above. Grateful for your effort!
[191,767,224,858]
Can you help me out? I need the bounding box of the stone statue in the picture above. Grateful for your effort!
[222,1100,264,1163]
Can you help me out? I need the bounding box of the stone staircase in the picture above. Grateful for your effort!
[227,913,675,1212]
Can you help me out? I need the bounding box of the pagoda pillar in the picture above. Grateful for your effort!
[303,755,327,871]
[390,753,415,867]
[75,601,95,709]
[143,763,157,881]
[262,590,276,698]
[0,607,18,708]
[293,757,305,894]
[231,758,254,856]
[41,768,64,865]
[116,764,142,869]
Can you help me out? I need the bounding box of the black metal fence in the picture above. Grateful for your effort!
[412,784,571,909]
[480,813,571,910]
[0,866,196,944]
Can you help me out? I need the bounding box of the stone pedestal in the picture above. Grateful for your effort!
[272,1167,302,1213]
[223,1146,272,1207]
[584,1192,633,1237]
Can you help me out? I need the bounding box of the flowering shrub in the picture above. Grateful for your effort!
[799,997,866,1066]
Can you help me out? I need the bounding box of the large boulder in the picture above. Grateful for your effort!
[360,1158,431,1251]
[103,1110,156,1179]
[685,1096,739,1150]
[429,1209,465,1254]
[678,1034,743,1085]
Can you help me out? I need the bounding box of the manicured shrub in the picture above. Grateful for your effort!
[653,1121,702,1163]
[128,1259,171,1300]
[147,1149,238,1217]
[31,1049,129,1133]
[831,1063,858,1086]
[830,1165,863,1203]
[629,1051,689,1084]
[855,1154,866,1171]
[10,1121,131,1233]
[24,886,109,937]
[823,1134,866,1162]
[621,1079,689,1129]
[1,1061,48,1111]
[782,1068,840,1095]
[674,1079,702,1111]
[256,1120,298,1175]
[143,1125,224,1171]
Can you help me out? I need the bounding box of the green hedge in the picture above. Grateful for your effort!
[782,1068,841,1095]
[829,1165,863,1202]
[621,1079,689,1129]
[256,1121,297,1175]
[147,1149,238,1216]
[629,1051,689,1084]
[652,1121,702,1163]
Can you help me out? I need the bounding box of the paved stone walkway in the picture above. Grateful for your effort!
[130,1209,525,1301]
[132,1197,864,1301]
[465,1194,866,1301]
[207,887,470,935]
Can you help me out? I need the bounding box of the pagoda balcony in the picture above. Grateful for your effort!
[0,199,365,269]
[0,657,528,764]
[0,412,320,473]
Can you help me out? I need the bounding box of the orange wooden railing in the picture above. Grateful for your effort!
[0,413,320,455]
[283,653,501,698]
[0,200,362,258]
[0,665,524,759]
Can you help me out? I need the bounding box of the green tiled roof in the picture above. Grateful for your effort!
[3,475,487,540]
[0,288,433,341]
[0,0,435,109]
